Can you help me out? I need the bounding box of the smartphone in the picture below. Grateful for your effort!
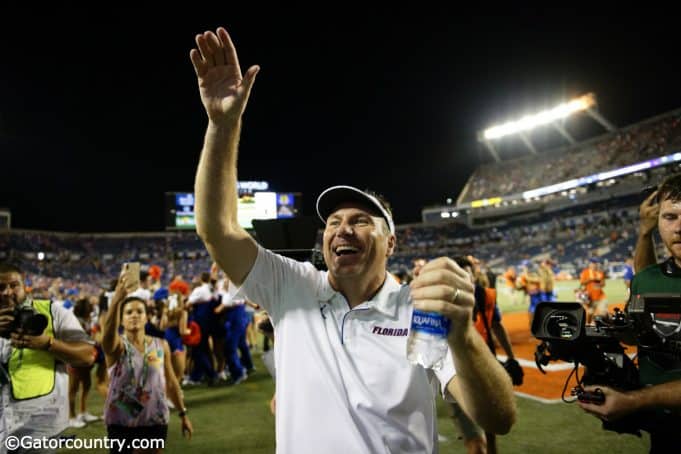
[122,262,141,292]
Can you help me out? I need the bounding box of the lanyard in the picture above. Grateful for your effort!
[125,335,149,391]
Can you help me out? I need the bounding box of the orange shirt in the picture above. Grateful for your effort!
[580,268,605,302]
[503,270,517,288]
[521,272,541,295]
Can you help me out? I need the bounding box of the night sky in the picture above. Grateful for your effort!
[2,8,680,232]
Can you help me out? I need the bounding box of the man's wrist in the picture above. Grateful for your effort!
[43,335,55,351]
[178,408,188,418]
[638,229,654,238]
[447,319,475,348]
[620,389,643,415]
[207,119,240,137]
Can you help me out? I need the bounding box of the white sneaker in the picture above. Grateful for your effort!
[181,378,200,387]
[78,412,100,423]
[234,370,248,385]
[217,371,228,381]
[68,417,86,429]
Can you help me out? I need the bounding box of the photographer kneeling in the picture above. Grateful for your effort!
[0,263,94,450]
[579,173,681,453]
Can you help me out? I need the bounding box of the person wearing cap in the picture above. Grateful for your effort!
[190,27,516,453]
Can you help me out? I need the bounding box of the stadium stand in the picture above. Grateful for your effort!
[0,192,651,293]
[460,109,681,203]
[3,107,680,298]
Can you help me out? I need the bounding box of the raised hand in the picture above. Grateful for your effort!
[409,257,476,329]
[189,28,259,123]
[639,189,660,236]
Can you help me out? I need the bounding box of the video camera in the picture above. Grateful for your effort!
[532,295,681,436]
[0,301,48,339]
[532,302,638,391]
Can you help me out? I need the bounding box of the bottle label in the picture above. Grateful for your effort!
[410,310,451,337]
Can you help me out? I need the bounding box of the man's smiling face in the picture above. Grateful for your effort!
[322,202,395,280]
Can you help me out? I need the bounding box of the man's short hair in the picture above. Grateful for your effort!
[200,272,211,283]
[657,173,681,203]
[364,190,393,232]
[0,262,23,275]
[74,298,92,319]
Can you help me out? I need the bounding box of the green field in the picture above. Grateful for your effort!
[496,279,629,313]
[62,349,651,453]
[59,279,646,452]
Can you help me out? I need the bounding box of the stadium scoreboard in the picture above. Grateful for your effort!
[165,181,301,230]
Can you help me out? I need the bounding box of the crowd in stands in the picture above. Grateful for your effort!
[463,110,681,202]
[0,232,211,298]
[0,169,663,446]
[391,202,642,277]
[1,197,647,299]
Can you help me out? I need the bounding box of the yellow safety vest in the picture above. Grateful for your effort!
[8,299,56,400]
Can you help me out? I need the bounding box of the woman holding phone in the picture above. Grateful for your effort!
[102,269,193,453]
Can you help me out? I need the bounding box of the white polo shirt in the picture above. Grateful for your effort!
[187,283,213,305]
[217,279,245,307]
[240,246,456,454]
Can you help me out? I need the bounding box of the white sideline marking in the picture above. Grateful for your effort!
[514,391,564,404]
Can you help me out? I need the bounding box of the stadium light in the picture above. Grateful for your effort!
[483,93,596,140]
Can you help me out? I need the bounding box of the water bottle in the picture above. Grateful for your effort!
[407,309,451,370]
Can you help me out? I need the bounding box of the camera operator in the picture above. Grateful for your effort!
[579,174,681,452]
[0,262,94,448]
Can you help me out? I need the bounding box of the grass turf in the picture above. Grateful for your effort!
[61,350,650,453]
[496,278,629,313]
[59,279,647,452]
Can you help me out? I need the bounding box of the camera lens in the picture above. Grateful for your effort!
[545,311,579,340]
